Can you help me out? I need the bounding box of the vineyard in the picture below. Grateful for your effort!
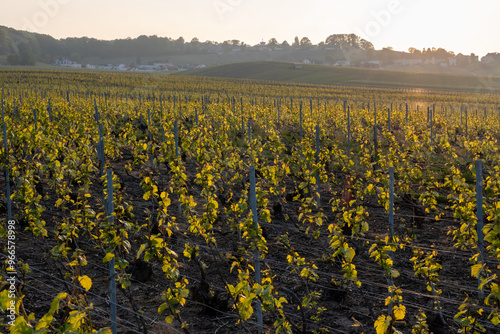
[1,70,500,334]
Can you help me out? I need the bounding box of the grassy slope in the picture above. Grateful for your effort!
[178,61,500,93]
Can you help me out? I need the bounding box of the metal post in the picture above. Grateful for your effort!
[387,166,395,292]
[48,98,52,122]
[174,119,179,158]
[389,167,395,239]
[33,109,37,131]
[388,107,391,132]
[315,125,320,206]
[476,160,484,298]
[299,101,303,143]
[94,99,100,123]
[248,119,252,144]
[106,169,117,334]
[277,100,280,132]
[347,106,351,157]
[98,123,105,176]
[2,90,11,221]
[148,109,153,168]
[249,166,263,334]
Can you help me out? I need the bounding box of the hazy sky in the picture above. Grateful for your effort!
[1,0,498,57]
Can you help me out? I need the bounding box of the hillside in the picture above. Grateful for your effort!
[2,25,500,77]
[179,61,500,93]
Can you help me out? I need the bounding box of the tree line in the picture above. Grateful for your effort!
[0,25,471,67]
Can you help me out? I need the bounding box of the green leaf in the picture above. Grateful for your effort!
[49,292,67,314]
[344,247,355,262]
[158,303,168,315]
[0,289,10,311]
[11,316,34,334]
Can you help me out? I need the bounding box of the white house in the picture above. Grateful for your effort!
[424,57,435,65]
[55,58,81,68]
[334,60,351,66]
[481,53,500,63]
[394,58,422,66]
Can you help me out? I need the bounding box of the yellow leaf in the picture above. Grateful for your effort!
[471,264,483,278]
[394,304,406,320]
[78,275,92,291]
[374,315,390,334]
[103,253,115,263]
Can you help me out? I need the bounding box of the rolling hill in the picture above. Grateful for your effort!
[178,61,500,93]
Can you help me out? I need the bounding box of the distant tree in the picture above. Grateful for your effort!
[6,53,19,65]
[187,37,201,53]
[408,47,422,58]
[359,39,374,51]
[325,34,371,50]
[300,37,312,49]
[268,38,278,47]
[172,36,185,52]
[18,43,36,65]
[325,34,342,47]
[70,53,81,63]
[347,34,360,48]
[221,40,233,52]
[0,27,9,54]
[435,48,450,58]
[380,47,396,66]
[292,36,300,48]
[280,40,290,50]
[19,51,36,65]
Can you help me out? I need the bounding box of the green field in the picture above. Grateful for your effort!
[180,61,500,93]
